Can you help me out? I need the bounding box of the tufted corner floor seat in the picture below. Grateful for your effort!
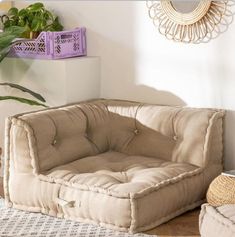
[4,99,225,233]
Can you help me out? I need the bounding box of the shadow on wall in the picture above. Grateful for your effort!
[224,110,235,170]
[122,84,186,106]
[0,59,33,84]
[88,30,186,106]
[211,3,235,170]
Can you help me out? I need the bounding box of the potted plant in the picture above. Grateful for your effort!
[1,2,85,61]
[0,25,47,107]
[1,2,63,39]
[0,2,64,106]
[0,2,64,61]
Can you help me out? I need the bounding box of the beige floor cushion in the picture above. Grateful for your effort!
[4,99,225,233]
[43,151,201,231]
[200,204,235,237]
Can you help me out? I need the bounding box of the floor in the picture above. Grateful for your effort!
[0,177,200,237]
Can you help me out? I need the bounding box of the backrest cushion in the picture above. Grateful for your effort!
[18,102,110,171]
[104,100,224,167]
[15,99,224,171]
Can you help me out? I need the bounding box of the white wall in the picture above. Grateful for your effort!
[14,1,235,169]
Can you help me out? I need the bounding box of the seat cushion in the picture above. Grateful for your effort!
[35,151,205,232]
[43,151,199,198]
[8,154,208,233]
[200,204,235,237]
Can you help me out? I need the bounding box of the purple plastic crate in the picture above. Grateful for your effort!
[8,27,87,59]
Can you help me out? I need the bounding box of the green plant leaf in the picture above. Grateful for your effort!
[27,3,44,13]
[46,16,63,32]
[0,26,27,61]
[2,25,26,36]
[8,7,18,16]
[18,9,27,17]
[0,42,16,63]
[0,83,46,102]
[2,3,63,37]
[18,19,26,27]
[45,10,54,21]
[3,19,13,29]
[0,46,11,63]
[0,96,48,107]
[31,17,40,31]
[0,35,16,48]
[0,15,9,25]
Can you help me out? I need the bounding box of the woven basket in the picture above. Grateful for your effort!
[207,175,235,207]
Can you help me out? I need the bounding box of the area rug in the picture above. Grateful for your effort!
[0,199,156,237]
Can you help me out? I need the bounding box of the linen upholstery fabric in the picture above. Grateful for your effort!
[200,204,235,237]
[4,99,225,233]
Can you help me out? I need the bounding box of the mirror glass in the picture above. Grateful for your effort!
[171,1,200,13]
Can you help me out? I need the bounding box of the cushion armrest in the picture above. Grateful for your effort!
[5,117,40,175]
[4,102,109,174]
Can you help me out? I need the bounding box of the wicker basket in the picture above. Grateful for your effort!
[207,175,235,207]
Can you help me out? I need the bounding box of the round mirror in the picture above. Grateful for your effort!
[171,1,200,14]
[160,0,211,25]
[147,0,229,43]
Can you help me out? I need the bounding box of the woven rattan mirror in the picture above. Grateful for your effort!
[147,0,229,43]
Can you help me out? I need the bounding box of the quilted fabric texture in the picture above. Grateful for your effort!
[44,152,198,197]
[200,204,235,237]
[4,99,225,233]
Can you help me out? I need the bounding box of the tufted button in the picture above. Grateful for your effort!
[134,129,139,135]
[52,139,57,145]
[173,135,178,141]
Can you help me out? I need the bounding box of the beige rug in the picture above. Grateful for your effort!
[0,199,156,237]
